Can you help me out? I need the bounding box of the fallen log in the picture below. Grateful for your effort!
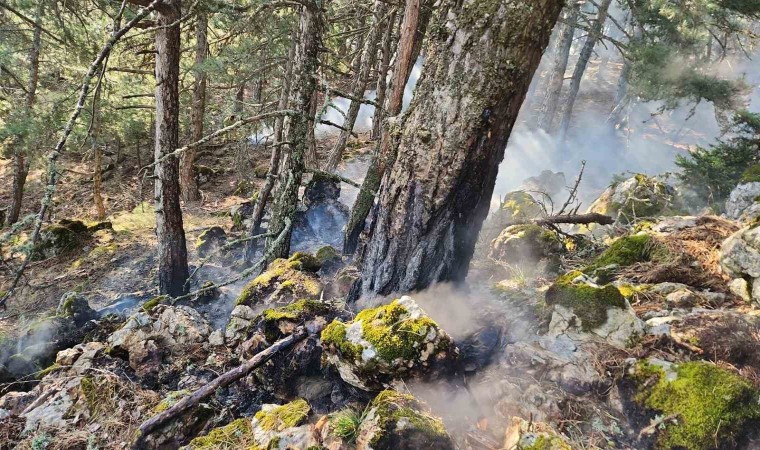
[512,212,614,226]
[131,325,315,448]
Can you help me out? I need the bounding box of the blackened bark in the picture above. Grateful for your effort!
[180,9,208,202]
[154,0,189,296]
[266,0,325,261]
[557,0,612,140]
[359,0,564,298]
[536,1,579,132]
[6,1,42,226]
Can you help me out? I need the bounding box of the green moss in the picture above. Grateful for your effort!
[583,234,669,283]
[545,273,626,331]
[321,299,451,363]
[261,299,330,322]
[142,295,168,313]
[633,361,760,450]
[741,164,760,183]
[288,252,321,272]
[236,259,322,306]
[498,191,542,221]
[254,399,310,431]
[188,418,256,449]
[315,245,340,263]
[37,363,61,379]
[369,390,448,446]
[520,435,572,450]
[153,390,191,414]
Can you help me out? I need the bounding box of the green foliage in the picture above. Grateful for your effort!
[330,408,363,443]
[188,418,256,449]
[676,110,760,209]
[253,399,310,431]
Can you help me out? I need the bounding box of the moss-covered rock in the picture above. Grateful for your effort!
[587,174,681,226]
[545,271,627,331]
[188,418,256,449]
[249,399,319,448]
[489,224,563,276]
[354,390,453,450]
[630,359,760,450]
[32,220,92,261]
[584,233,668,283]
[288,251,322,272]
[56,292,96,326]
[195,226,227,258]
[235,255,323,307]
[503,416,572,450]
[321,296,458,390]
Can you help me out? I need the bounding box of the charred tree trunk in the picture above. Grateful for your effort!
[557,0,612,140]
[536,1,579,132]
[180,9,208,202]
[244,41,297,262]
[343,0,433,255]
[358,0,563,298]
[6,1,43,226]
[154,0,189,296]
[370,8,398,141]
[266,0,325,261]
[324,0,387,172]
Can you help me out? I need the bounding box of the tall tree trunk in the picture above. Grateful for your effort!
[557,0,612,140]
[370,8,398,141]
[536,1,580,132]
[6,1,43,226]
[180,9,208,202]
[92,79,106,220]
[343,0,433,255]
[305,88,319,168]
[357,0,563,298]
[154,0,189,296]
[244,41,297,262]
[324,0,387,172]
[266,0,325,261]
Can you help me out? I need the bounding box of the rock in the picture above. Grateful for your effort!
[321,296,458,390]
[520,170,567,199]
[31,220,93,260]
[234,253,323,307]
[292,177,349,252]
[147,390,213,448]
[208,330,224,347]
[194,226,227,258]
[253,163,269,178]
[354,390,453,450]
[626,359,760,449]
[545,271,643,347]
[107,305,211,375]
[489,224,563,276]
[316,245,343,276]
[325,265,361,300]
[57,292,96,326]
[249,399,317,448]
[587,174,680,226]
[720,225,760,303]
[728,278,751,302]
[664,289,700,308]
[225,305,258,346]
[726,181,760,222]
[55,348,82,366]
[230,200,255,231]
[503,416,571,450]
[479,191,544,245]
[195,165,217,185]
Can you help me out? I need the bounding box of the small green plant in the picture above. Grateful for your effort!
[31,433,52,450]
[330,407,366,443]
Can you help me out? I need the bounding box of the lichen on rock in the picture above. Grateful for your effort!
[321,296,458,390]
[249,399,318,448]
[489,224,563,276]
[235,254,323,307]
[629,359,760,450]
[586,174,681,229]
[354,390,453,450]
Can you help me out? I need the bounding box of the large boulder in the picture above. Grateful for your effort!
[354,390,454,450]
[31,219,110,260]
[321,296,458,390]
[720,224,760,303]
[234,253,323,307]
[489,224,563,276]
[587,174,680,225]
[479,191,544,248]
[726,181,760,222]
[194,226,227,258]
[626,359,760,450]
[107,304,212,375]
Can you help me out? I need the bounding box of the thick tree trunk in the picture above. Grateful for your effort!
[557,0,612,140]
[244,41,297,262]
[342,0,432,255]
[358,0,563,298]
[324,0,387,172]
[154,0,189,296]
[180,9,208,202]
[6,1,42,226]
[536,1,580,132]
[369,8,398,141]
[266,0,325,261]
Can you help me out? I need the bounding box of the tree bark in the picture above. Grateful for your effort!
[180,9,208,202]
[154,0,189,296]
[358,0,564,298]
[536,1,580,132]
[6,1,43,226]
[244,41,297,262]
[92,79,106,220]
[342,0,432,255]
[266,0,326,261]
[324,0,387,172]
[557,0,612,140]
